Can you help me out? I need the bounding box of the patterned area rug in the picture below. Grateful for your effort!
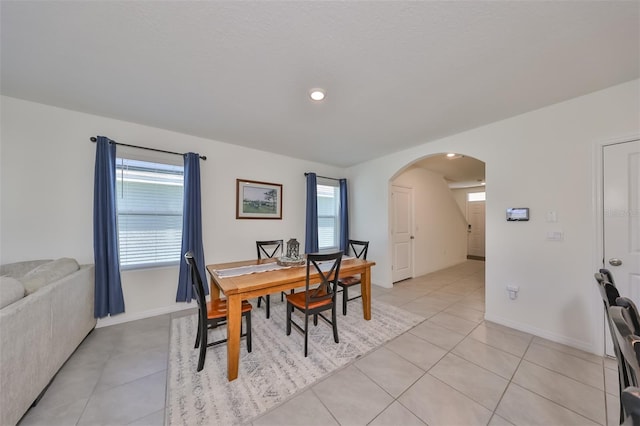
[166,297,424,425]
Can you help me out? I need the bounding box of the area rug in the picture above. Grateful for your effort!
[165,297,425,425]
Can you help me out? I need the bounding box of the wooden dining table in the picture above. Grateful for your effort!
[206,256,376,381]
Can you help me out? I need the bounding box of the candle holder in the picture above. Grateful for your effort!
[277,238,305,266]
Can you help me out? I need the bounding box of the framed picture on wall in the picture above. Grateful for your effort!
[236,179,283,219]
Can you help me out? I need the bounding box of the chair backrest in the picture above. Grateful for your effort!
[595,274,630,372]
[348,240,369,260]
[617,297,640,335]
[599,268,616,286]
[610,302,640,386]
[595,272,621,309]
[622,387,640,425]
[305,251,343,306]
[185,251,207,322]
[256,240,284,260]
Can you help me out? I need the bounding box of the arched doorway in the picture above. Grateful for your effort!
[389,153,486,281]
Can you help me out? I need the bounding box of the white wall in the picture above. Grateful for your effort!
[3,79,638,352]
[0,96,343,326]
[392,167,467,277]
[348,79,640,354]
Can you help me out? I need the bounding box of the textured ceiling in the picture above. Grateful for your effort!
[1,1,638,167]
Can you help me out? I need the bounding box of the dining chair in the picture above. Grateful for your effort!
[616,297,640,340]
[621,387,640,425]
[255,239,283,319]
[609,299,640,390]
[337,240,369,315]
[600,268,617,286]
[185,251,252,372]
[286,251,343,357]
[595,272,631,423]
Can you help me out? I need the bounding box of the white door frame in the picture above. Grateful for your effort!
[593,133,640,356]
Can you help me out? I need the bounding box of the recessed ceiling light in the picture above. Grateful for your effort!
[309,88,325,101]
[446,153,463,160]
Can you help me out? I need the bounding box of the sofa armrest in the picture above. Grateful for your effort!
[0,264,96,426]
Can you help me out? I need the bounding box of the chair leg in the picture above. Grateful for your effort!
[620,389,626,424]
[257,296,262,308]
[266,294,270,319]
[194,314,202,349]
[332,304,339,343]
[304,311,309,357]
[313,313,318,326]
[246,311,252,353]
[342,286,348,315]
[286,302,292,335]
[197,319,207,372]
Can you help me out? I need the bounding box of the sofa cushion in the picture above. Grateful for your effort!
[21,258,80,295]
[0,276,25,308]
[0,260,52,279]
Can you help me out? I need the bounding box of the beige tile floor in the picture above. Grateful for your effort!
[19,260,619,425]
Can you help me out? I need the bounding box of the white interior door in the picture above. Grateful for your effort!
[392,185,413,282]
[467,200,486,258]
[604,139,640,355]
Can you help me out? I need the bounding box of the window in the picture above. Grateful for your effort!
[116,157,184,269]
[468,191,486,202]
[317,178,341,251]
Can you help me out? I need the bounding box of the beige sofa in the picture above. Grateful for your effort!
[0,258,96,425]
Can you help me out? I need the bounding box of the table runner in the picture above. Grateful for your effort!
[214,256,355,278]
[213,262,290,278]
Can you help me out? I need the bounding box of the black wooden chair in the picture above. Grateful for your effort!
[595,271,631,423]
[337,240,369,315]
[600,268,617,286]
[610,300,640,388]
[185,251,252,372]
[609,296,640,424]
[621,387,640,426]
[255,240,283,318]
[286,251,343,357]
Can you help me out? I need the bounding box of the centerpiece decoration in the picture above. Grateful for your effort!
[277,238,305,266]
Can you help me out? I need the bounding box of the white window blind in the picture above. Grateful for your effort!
[116,157,184,269]
[317,179,340,251]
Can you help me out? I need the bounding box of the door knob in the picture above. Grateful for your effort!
[609,258,623,266]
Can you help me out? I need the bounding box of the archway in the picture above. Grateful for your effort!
[389,152,486,281]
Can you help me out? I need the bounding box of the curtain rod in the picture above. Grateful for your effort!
[90,137,207,160]
[304,172,340,181]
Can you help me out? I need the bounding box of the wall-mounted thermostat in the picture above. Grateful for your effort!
[506,208,529,221]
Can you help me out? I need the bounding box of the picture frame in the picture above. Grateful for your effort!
[236,179,283,219]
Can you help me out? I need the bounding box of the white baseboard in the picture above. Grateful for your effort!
[483,313,599,356]
[96,302,196,328]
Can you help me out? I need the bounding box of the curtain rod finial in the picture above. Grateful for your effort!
[90,136,97,142]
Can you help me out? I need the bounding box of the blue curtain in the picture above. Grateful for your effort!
[176,152,206,302]
[93,136,125,318]
[304,172,319,253]
[339,178,349,253]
